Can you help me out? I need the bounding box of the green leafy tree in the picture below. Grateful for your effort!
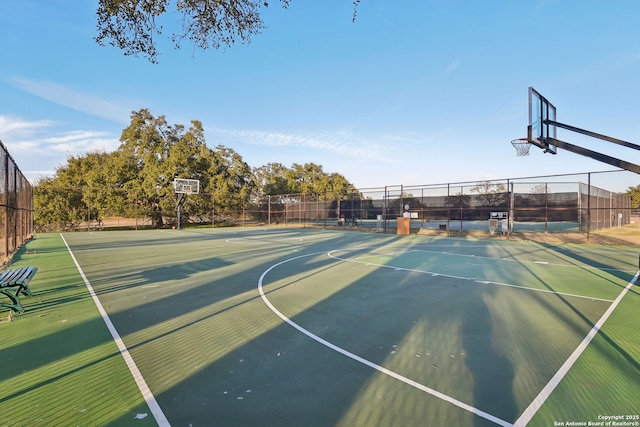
[625,184,640,209]
[33,176,85,231]
[95,1,361,63]
[117,109,180,226]
[252,162,355,199]
[33,109,356,230]
[253,162,290,196]
[207,144,255,217]
[95,0,291,63]
[286,163,355,198]
[34,150,130,230]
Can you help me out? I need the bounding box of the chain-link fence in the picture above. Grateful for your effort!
[241,170,640,245]
[0,140,34,263]
[35,169,640,246]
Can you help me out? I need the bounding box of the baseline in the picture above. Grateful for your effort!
[357,246,637,274]
[260,248,638,426]
[327,249,614,303]
[513,271,640,426]
[61,234,171,427]
[258,251,513,427]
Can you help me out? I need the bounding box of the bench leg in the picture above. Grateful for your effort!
[18,284,33,297]
[0,289,24,313]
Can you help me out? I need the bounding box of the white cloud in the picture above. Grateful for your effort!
[9,77,132,124]
[0,115,55,136]
[40,130,119,153]
[0,115,120,181]
[0,115,119,153]
[444,58,462,74]
[212,128,389,161]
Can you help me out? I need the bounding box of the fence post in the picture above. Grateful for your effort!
[587,173,591,243]
[459,185,463,231]
[507,179,511,238]
[383,186,387,234]
[3,149,8,259]
[211,193,215,228]
[545,183,549,233]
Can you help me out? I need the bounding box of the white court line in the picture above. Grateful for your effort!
[407,247,635,274]
[258,252,513,427]
[260,250,638,426]
[61,234,171,427]
[513,271,640,427]
[328,250,614,303]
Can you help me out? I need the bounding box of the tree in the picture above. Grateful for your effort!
[527,183,548,207]
[33,150,130,230]
[625,184,640,209]
[252,162,355,199]
[33,176,85,231]
[445,191,470,209]
[117,109,178,226]
[95,0,361,63]
[207,144,255,216]
[33,109,356,230]
[252,162,290,196]
[95,0,291,63]
[470,181,507,207]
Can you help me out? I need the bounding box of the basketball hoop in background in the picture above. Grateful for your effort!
[511,138,532,157]
[173,178,200,230]
[173,179,200,195]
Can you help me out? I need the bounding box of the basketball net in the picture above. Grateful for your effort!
[511,138,531,156]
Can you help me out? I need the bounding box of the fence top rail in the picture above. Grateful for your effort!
[396,169,628,190]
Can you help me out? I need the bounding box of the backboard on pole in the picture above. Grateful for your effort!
[528,87,557,154]
[519,86,640,174]
[173,178,200,194]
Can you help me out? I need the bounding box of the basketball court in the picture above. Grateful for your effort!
[2,226,639,426]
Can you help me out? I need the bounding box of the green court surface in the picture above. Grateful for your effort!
[1,228,639,427]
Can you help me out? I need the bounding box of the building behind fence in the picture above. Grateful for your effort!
[35,169,640,245]
[0,140,33,263]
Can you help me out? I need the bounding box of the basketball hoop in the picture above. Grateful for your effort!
[511,138,531,157]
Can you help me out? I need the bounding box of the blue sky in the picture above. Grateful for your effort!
[1,0,639,188]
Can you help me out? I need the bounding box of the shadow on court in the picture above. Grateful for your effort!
[8,229,638,426]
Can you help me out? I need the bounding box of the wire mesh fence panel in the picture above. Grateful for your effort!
[238,172,638,241]
[511,179,581,232]
[0,140,33,262]
[29,167,640,245]
[585,170,639,244]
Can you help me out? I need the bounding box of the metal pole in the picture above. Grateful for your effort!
[545,183,549,233]
[4,150,9,258]
[383,186,387,234]
[447,183,451,233]
[459,185,463,231]
[508,180,512,237]
[587,173,591,243]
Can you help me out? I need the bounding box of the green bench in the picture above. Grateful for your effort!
[0,266,38,313]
